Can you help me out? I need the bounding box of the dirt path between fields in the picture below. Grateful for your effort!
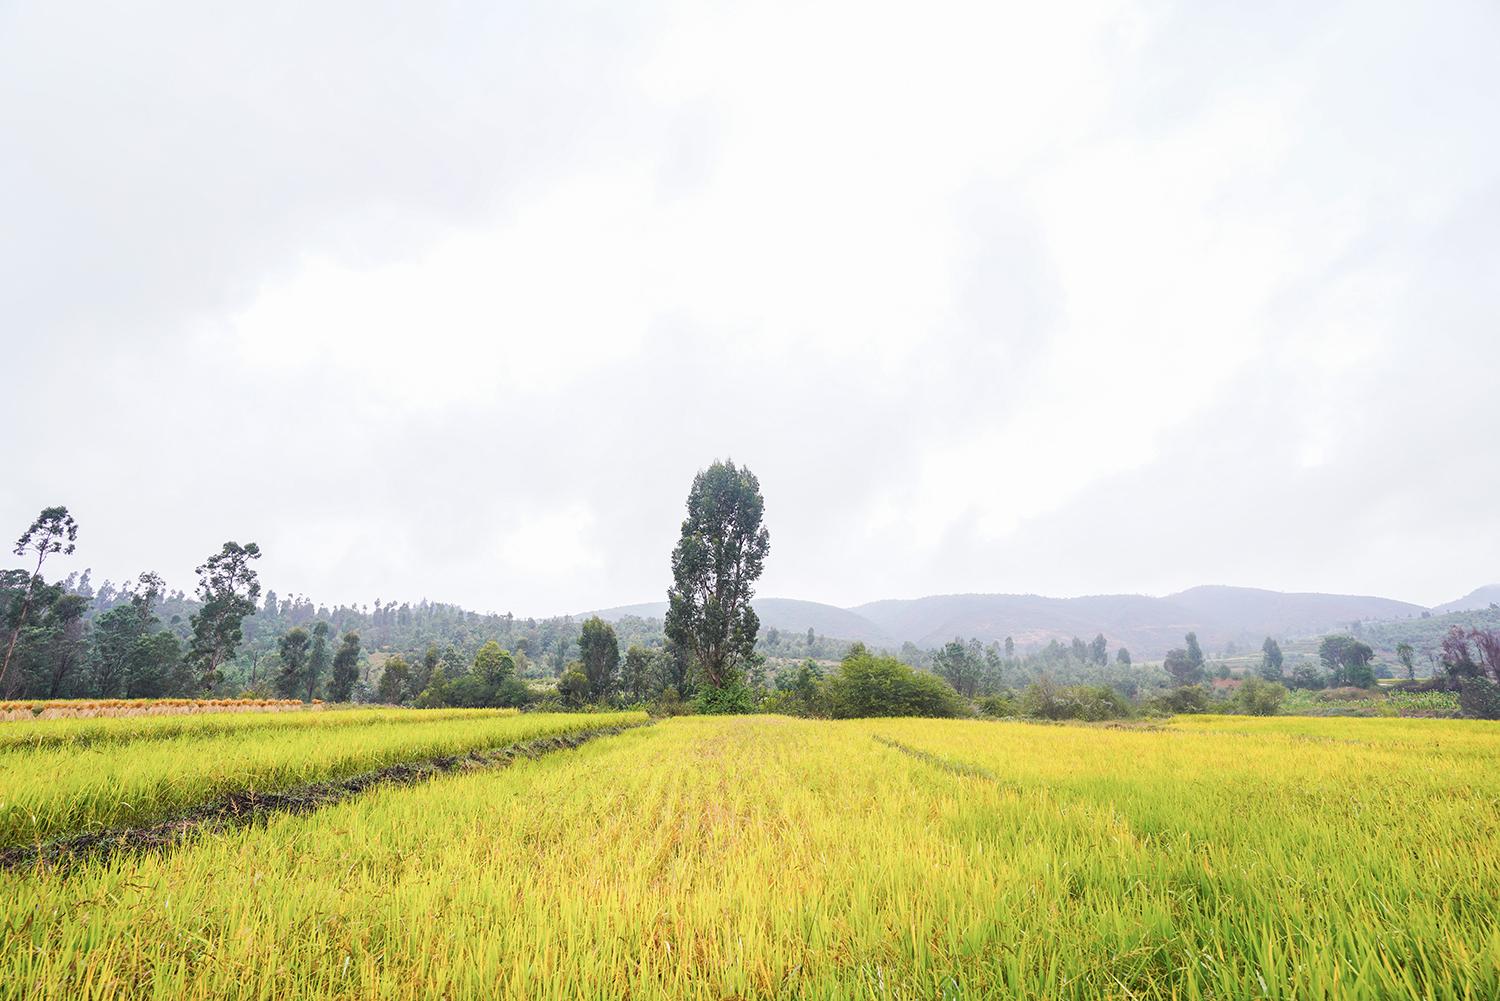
[2,721,648,873]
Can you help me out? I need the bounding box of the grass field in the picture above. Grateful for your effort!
[3,713,1497,999]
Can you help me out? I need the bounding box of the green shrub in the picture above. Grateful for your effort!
[1150,685,1211,714]
[1018,680,1131,721]
[976,694,1015,717]
[1232,677,1286,716]
[694,679,757,715]
[1458,677,1500,720]
[824,653,964,718]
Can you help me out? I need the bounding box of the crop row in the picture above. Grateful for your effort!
[0,709,645,850]
[0,705,518,752]
[4,714,1495,999]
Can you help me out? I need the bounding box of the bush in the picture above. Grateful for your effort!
[1458,677,1500,720]
[1232,677,1286,716]
[1150,685,1211,715]
[976,693,1015,717]
[824,653,965,718]
[1018,681,1131,721]
[694,679,757,715]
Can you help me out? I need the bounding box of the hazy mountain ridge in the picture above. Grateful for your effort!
[589,585,1473,659]
[1433,585,1500,614]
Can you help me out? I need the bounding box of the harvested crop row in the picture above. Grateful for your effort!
[5,714,1495,1000]
[0,710,645,850]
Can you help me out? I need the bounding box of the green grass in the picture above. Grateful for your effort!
[3,713,1496,999]
[0,709,644,849]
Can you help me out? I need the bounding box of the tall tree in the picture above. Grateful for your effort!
[934,638,982,698]
[578,616,620,701]
[1089,633,1108,666]
[377,655,411,704]
[1163,647,1201,686]
[664,460,770,691]
[186,542,262,692]
[1184,632,1205,676]
[1,506,78,692]
[1318,634,1375,687]
[622,644,653,703]
[1259,637,1285,681]
[473,640,514,685]
[329,631,362,702]
[305,621,332,702]
[275,628,311,699]
[1395,641,1416,680]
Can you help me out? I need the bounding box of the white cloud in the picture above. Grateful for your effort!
[2,0,1497,612]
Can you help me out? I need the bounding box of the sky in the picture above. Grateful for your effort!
[2,0,1497,616]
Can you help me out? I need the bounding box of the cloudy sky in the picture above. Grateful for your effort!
[3,1,1496,615]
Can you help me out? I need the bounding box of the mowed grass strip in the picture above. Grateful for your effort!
[0,710,645,849]
[5,714,1496,1000]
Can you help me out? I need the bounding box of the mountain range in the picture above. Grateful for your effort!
[588,584,1498,659]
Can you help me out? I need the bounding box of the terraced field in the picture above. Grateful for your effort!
[2,713,1496,999]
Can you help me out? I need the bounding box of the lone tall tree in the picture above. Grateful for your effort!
[329,631,362,702]
[275,627,311,699]
[305,621,332,702]
[664,460,770,690]
[1,506,78,692]
[578,616,620,701]
[186,541,262,692]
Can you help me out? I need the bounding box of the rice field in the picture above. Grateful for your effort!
[0,708,644,850]
[3,713,1497,999]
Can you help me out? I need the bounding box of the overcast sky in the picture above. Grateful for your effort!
[3,1,1497,616]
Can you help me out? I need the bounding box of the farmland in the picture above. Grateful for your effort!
[0,709,644,853]
[3,712,1497,999]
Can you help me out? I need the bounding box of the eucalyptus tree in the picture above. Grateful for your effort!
[1,506,78,692]
[186,541,262,692]
[664,460,770,692]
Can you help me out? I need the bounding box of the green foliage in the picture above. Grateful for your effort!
[1233,676,1286,716]
[413,641,533,710]
[1,506,79,695]
[275,628,310,699]
[377,655,411,705]
[823,652,964,719]
[665,460,769,689]
[1017,679,1131,721]
[933,638,984,698]
[1151,685,1211,715]
[557,665,590,707]
[1457,677,1500,720]
[693,679,758,715]
[305,622,331,702]
[186,541,262,692]
[621,645,653,703]
[578,617,620,701]
[1259,637,1284,681]
[328,632,361,703]
[1185,632,1205,675]
[1318,634,1376,687]
[976,693,1016,717]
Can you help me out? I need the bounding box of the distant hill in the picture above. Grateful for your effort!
[1433,585,1500,614]
[594,585,1441,659]
[585,598,893,646]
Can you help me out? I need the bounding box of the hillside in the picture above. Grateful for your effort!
[1433,585,1500,614]
[586,598,893,646]
[591,585,1445,659]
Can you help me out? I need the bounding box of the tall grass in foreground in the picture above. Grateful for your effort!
[0,710,643,848]
[4,714,1496,999]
